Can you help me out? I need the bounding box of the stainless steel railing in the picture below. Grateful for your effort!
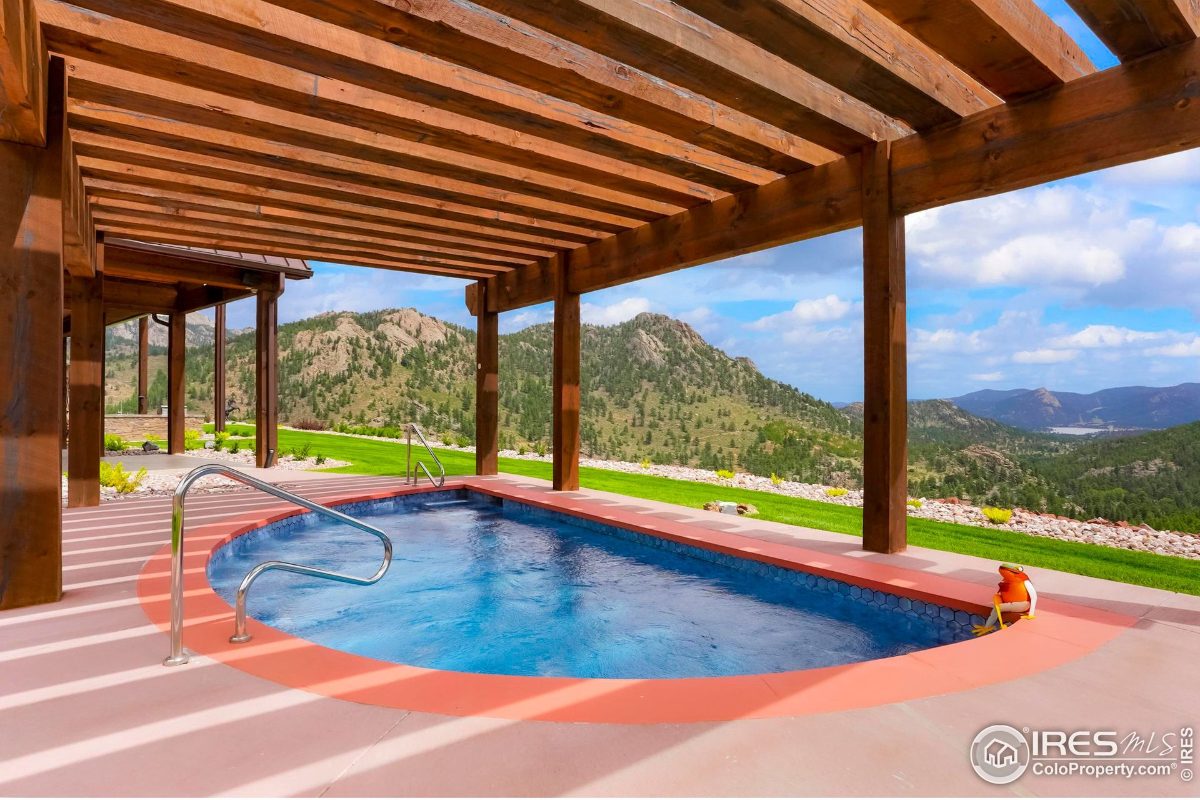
[163,463,392,666]
[405,423,446,488]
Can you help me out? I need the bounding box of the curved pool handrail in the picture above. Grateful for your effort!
[163,463,393,666]
[406,423,446,488]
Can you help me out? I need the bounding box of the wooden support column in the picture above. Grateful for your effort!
[136,315,149,414]
[861,142,908,554]
[66,235,104,508]
[0,57,64,609]
[475,280,499,475]
[551,261,581,491]
[166,312,186,454]
[213,303,226,432]
[256,275,284,468]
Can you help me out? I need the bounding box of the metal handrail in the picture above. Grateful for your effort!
[405,423,446,488]
[162,463,393,666]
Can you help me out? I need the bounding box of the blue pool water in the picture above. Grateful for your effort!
[207,492,977,679]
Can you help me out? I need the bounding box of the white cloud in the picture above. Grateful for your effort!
[580,296,651,325]
[1148,337,1200,357]
[748,294,855,329]
[978,236,1125,286]
[969,371,1005,382]
[1099,150,1200,186]
[1013,348,1079,364]
[1051,325,1163,348]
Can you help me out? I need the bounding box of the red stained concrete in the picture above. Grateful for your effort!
[2,472,1198,796]
[136,478,1134,725]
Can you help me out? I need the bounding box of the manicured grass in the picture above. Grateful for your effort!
[211,424,1200,596]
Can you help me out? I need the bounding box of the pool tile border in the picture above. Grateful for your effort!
[137,477,1137,724]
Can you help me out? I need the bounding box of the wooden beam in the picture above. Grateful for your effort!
[92,202,533,268]
[213,303,225,433]
[103,278,179,314]
[97,224,501,282]
[475,281,499,477]
[79,158,601,250]
[102,245,262,290]
[94,211,520,274]
[87,186,557,261]
[78,155,616,244]
[483,39,1200,311]
[472,0,910,152]
[166,310,186,453]
[1065,0,1199,61]
[860,142,907,555]
[43,0,760,199]
[890,37,1200,213]
[269,0,828,174]
[0,0,45,144]
[66,236,103,507]
[864,0,1094,98]
[671,0,997,129]
[62,129,95,276]
[71,125,668,230]
[63,60,722,219]
[255,275,282,468]
[137,315,148,414]
[483,156,863,312]
[551,259,581,491]
[0,54,63,609]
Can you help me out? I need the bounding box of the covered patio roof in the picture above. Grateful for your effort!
[1,0,1198,610]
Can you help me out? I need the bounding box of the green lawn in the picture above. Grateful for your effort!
[210,424,1200,596]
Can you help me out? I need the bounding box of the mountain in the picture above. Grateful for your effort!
[950,384,1200,431]
[1030,421,1200,533]
[106,315,216,354]
[100,308,1200,529]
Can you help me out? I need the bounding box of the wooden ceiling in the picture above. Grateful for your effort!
[12,0,1200,310]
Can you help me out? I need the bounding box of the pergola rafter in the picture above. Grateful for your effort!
[1,0,1198,608]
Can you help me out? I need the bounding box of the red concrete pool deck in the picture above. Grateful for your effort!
[3,473,1199,796]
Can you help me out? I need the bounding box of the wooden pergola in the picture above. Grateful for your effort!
[2,0,1197,609]
[57,238,312,509]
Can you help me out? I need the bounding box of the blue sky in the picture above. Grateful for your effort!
[218,1,1199,402]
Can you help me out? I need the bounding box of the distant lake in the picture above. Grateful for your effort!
[1048,427,1105,436]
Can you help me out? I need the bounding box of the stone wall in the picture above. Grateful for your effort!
[105,414,207,441]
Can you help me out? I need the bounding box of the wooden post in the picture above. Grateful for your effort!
[137,315,149,414]
[66,236,104,508]
[861,141,908,554]
[475,280,499,475]
[0,57,65,609]
[167,312,187,454]
[61,335,69,449]
[551,260,581,491]
[255,275,283,468]
[213,303,226,432]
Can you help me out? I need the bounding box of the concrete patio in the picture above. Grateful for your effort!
[2,473,1197,796]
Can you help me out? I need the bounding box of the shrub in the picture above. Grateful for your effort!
[534,442,547,457]
[639,457,652,470]
[825,487,849,497]
[99,461,147,494]
[212,431,229,452]
[297,442,312,459]
[715,469,735,480]
[907,499,923,509]
[183,429,203,451]
[230,440,241,454]
[103,434,128,452]
[517,445,527,455]
[982,506,1013,525]
[315,453,327,465]
[291,418,328,431]
[770,472,783,487]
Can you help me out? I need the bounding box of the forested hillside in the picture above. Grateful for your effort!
[102,308,1200,530]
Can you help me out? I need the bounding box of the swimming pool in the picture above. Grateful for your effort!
[207,490,980,680]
